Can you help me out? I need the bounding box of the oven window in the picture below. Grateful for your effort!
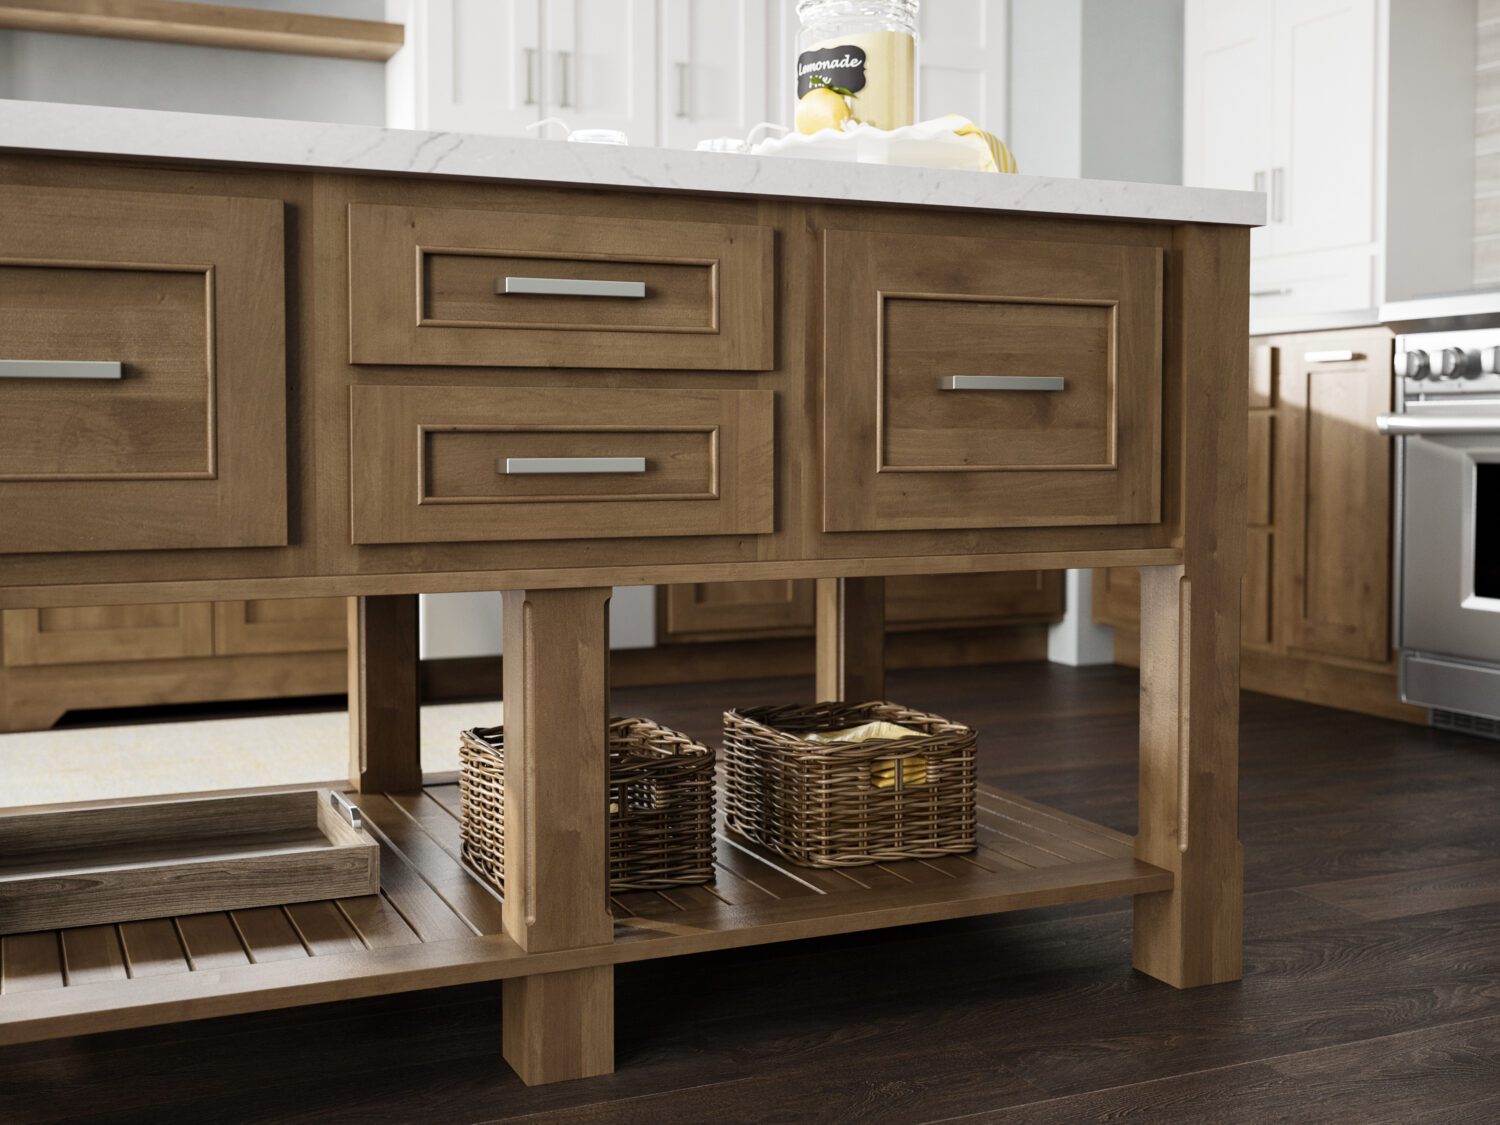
[1479,464,1500,599]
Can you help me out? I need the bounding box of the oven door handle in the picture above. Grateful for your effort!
[1376,414,1500,436]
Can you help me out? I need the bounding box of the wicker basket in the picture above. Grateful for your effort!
[722,701,977,868]
[459,718,715,892]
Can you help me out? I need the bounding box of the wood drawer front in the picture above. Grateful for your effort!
[886,570,1064,629]
[822,229,1163,532]
[349,385,775,544]
[0,184,286,555]
[212,598,349,656]
[347,203,773,370]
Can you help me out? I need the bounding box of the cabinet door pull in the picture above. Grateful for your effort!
[557,50,574,108]
[938,375,1065,392]
[1304,350,1364,363]
[497,277,646,298]
[1250,287,1293,298]
[676,62,690,118]
[523,47,537,106]
[1272,166,1285,223]
[502,457,647,474]
[0,360,122,379]
[1253,170,1267,195]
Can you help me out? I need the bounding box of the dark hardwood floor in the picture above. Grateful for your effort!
[5,661,1500,1124]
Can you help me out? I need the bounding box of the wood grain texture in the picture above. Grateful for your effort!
[347,202,772,370]
[348,595,421,793]
[822,227,1164,532]
[348,385,775,544]
[212,598,347,656]
[1132,219,1249,989]
[0,0,403,59]
[815,576,886,702]
[2,602,213,666]
[0,183,286,554]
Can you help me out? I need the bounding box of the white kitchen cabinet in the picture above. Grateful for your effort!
[658,0,768,150]
[917,0,1007,134]
[388,0,653,141]
[1184,0,1471,319]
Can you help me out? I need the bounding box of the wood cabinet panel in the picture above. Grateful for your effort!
[822,228,1163,532]
[1279,333,1392,664]
[212,598,348,657]
[347,202,773,369]
[660,571,1063,643]
[0,184,285,555]
[349,385,775,544]
[2,604,214,667]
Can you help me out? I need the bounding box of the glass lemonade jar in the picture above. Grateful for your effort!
[795,0,919,132]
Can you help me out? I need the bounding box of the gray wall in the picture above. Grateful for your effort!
[0,0,386,124]
[1009,0,1184,184]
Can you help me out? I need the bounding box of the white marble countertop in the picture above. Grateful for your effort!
[0,99,1265,227]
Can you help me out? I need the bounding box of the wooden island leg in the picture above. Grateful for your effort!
[1132,222,1248,989]
[500,587,615,1085]
[815,576,886,701]
[347,594,421,793]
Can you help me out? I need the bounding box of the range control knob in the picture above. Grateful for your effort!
[1431,347,1472,380]
[1395,349,1431,379]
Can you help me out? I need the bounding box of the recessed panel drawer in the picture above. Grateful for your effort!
[0,184,286,555]
[348,203,773,370]
[349,385,775,544]
[823,229,1163,532]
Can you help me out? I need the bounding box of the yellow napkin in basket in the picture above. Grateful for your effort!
[805,721,928,788]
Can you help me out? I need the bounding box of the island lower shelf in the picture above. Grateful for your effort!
[0,779,1171,1046]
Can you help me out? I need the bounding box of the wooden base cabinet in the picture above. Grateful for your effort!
[0,598,347,732]
[1093,326,1426,724]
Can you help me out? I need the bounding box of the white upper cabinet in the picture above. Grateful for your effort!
[917,0,1007,135]
[1270,0,1376,257]
[544,0,656,141]
[389,0,542,135]
[659,0,769,150]
[1184,0,1378,316]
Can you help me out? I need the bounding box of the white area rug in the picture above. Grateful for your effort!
[0,701,503,809]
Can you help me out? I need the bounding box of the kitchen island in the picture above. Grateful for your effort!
[0,101,1260,1085]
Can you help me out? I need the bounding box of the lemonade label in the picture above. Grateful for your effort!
[796,45,868,99]
[796,31,914,131]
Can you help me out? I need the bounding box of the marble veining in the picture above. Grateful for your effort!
[0,99,1265,227]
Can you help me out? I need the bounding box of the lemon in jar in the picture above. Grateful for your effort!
[795,79,853,135]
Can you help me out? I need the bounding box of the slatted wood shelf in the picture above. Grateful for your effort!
[0,781,1170,1046]
[0,0,404,61]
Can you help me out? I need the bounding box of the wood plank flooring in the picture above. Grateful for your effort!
[3,661,1500,1122]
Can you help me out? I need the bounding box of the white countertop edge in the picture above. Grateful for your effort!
[0,100,1265,227]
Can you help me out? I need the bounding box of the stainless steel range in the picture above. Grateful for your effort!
[1378,296,1500,736]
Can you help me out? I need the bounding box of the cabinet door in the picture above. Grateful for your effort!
[0,185,286,555]
[396,0,542,134]
[886,571,1063,630]
[1270,0,1376,257]
[1091,567,1141,630]
[659,0,767,150]
[2,604,214,667]
[1184,0,1273,260]
[213,598,348,657]
[659,579,815,642]
[544,0,656,142]
[917,0,1007,135]
[1278,330,1393,664]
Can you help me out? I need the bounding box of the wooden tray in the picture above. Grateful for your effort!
[0,790,379,935]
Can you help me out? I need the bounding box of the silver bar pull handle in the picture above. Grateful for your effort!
[328,791,363,830]
[1376,414,1500,436]
[0,360,122,380]
[1305,350,1364,363]
[1250,287,1293,298]
[523,47,537,105]
[1272,166,1286,223]
[939,376,1065,392]
[676,61,690,118]
[498,277,646,298]
[1253,169,1267,195]
[503,457,647,474]
[557,50,573,108]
